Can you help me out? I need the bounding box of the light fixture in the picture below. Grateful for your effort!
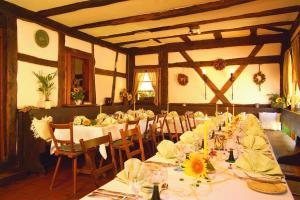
[189,25,201,35]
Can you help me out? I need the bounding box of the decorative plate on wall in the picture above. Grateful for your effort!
[35,29,49,48]
[177,73,189,86]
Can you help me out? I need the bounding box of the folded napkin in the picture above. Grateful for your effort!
[192,124,204,138]
[116,158,142,183]
[101,117,118,126]
[146,110,155,118]
[245,125,264,137]
[194,111,204,118]
[123,113,135,121]
[73,115,89,125]
[30,116,53,141]
[180,131,197,144]
[235,151,282,176]
[157,140,178,159]
[241,135,268,151]
[97,113,108,121]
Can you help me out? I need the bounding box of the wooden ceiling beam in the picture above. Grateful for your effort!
[262,26,289,33]
[168,56,281,68]
[213,32,222,40]
[37,0,128,17]
[73,0,254,29]
[0,1,127,53]
[289,12,300,38]
[180,35,192,43]
[130,34,286,54]
[97,6,300,39]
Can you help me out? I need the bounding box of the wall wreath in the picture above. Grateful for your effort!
[177,73,189,86]
[253,65,266,91]
[213,59,226,70]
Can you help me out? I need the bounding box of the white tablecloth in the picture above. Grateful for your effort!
[50,119,149,159]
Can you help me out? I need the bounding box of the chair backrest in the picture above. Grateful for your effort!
[149,123,164,148]
[165,117,179,142]
[124,118,140,131]
[186,112,196,131]
[79,133,117,181]
[120,126,145,161]
[144,116,156,135]
[179,115,189,133]
[49,122,77,153]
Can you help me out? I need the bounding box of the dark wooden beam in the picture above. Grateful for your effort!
[0,1,127,53]
[18,53,58,68]
[180,35,192,43]
[126,53,135,92]
[210,44,263,103]
[98,6,300,39]
[168,56,281,68]
[262,26,289,33]
[112,21,292,47]
[91,44,96,104]
[213,32,222,40]
[131,34,286,54]
[57,33,65,106]
[73,0,254,29]
[37,0,128,17]
[135,65,162,69]
[159,50,168,105]
[290,12,300,38]
[95,68,126,78]
[179,51,230,104]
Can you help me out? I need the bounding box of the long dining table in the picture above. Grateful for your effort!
[80,117,293,200]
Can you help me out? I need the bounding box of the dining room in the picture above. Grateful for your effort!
[0,0,300,200]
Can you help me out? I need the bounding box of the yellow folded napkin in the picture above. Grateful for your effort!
[168,111,179,118]
[157,140,178,159]
[235,151,282,176]
[245,125,264,137]
[180,131,196,144]
[241,135,268,151]
[146,110,155,118]
[116,158,142,183]
[101,117,118,126]
[194,111,204,118]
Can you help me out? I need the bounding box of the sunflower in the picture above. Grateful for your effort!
[82,118,91,126]
[183,152,207,178]
[74,88,79,93]
[275,97,282,103]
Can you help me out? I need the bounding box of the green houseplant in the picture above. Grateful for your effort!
[33,71,57,109]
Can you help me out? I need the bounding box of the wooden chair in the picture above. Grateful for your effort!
[179,115,189,133]
[186,112,196,131]
[124,118,140,131]
[164,117,179,142]
[119,126,145,169]
[149,123,165,151]
[49,122,82,194]
[79,133,117,187]
[141,116,156,155]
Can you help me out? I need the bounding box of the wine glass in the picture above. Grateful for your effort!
[127,168,143,198]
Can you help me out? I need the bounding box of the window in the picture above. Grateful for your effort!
[65,48,94,105]
[133,69,160,105]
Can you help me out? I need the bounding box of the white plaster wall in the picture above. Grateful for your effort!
[114,77,127,103]
[17,61,58,108]
[95,74,113,105]
[94,45,116,71]
[65,35,92,53]
[135,54,158,66]
[17,19,58,61]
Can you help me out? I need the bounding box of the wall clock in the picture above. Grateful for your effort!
[35,29,49,48]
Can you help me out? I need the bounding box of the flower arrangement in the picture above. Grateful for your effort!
[268,94,287,109]
[71,79,85,102]
[120,89,133,102]
[183,152,207,178]
[73,116,97,126]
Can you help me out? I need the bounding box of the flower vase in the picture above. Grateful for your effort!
[44,100,51,109]
[75,99,82,105]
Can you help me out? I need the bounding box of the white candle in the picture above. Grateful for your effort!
[205,114,208,120]
[226,107,229,129]
[203,121,208,159]
[232,104,235,117]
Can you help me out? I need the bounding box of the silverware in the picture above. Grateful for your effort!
[96,189,136,198]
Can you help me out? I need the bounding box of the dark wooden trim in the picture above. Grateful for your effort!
[159,50,168,105]
[180,35,192,43]
[210,44,263,103]
[98,6,299,39]
[279,38,290,96]
[111,52,119,104]
[135,64,161,69]
[127,53,135,92]
[290,12,300,39]
[250,28,257,38]
[0,28,4,161]
[17,53,58,68]
[0,1,127,53]
[37,0,128,17]
[91,44,96,104]
[131,34,286,54]
[5,14,17,162]
[179,51,231,104]
[73,0,254,29]
[169,56,281,68]
[262,26,289,34]
[94,68,126,78]
[57,33,65,106]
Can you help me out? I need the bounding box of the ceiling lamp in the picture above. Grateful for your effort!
[189,25,201,35]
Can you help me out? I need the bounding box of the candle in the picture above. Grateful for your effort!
[203,121,208,159]
[226,107,229,129]
[232,104,235,117]
[205,114,208,120]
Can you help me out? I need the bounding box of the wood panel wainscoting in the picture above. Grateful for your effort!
[0,27,4,162]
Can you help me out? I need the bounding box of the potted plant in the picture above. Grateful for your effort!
[71,87,85,105]
[268,94,287,109]
[33,71,57,109]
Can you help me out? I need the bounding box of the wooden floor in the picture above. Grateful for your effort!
[0,131,299,200]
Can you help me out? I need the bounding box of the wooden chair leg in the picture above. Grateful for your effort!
[73,158,77,194]
[49,156,62,190]
[119,148,124,170]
